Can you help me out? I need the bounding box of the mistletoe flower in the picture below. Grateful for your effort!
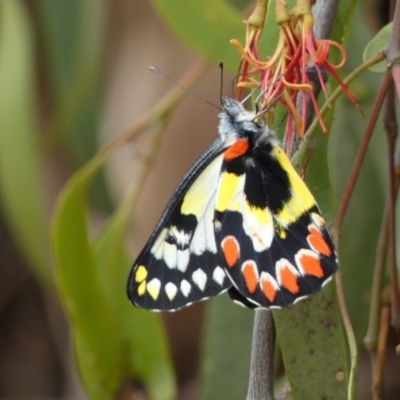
[231,0,357,146]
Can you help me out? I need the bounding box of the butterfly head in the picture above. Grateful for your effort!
[218,98,276,147]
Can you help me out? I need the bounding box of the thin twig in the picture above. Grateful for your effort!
[363,206,389,351]
[385,0,400,99]
[333,72,391,236]
[383,80,400,330]
[372,306,390,400]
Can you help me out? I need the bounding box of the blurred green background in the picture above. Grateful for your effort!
[0,0,398,399]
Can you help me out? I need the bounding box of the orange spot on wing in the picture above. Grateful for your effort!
[308,226,332,257]
[222,236,240,268]
[299,253,324,278]
[261,278,277,302]
[242,261,258,293]
[279,266,299,294]
[224,140,249,161]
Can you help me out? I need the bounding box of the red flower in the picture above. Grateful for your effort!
[232,0,357,151]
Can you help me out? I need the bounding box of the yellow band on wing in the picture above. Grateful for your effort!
[273,147,316,226]
[181,155,223,217]
[215,172,244,213]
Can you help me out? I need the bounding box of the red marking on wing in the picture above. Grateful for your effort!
[308,226,332,257]
[222,236,240,268]
[224,140,249,161]
[299,252,324,278]
[242,261,258,293]
[279,265,299,294]
[261,277,277,302]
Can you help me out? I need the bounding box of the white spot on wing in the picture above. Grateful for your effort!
[192,268,207,291]
[177,249,190,272]
[212,266,226,286]
[165,282,178,301]
[180,280,191,297]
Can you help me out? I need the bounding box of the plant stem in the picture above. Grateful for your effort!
[363,207,389,351]
[383,79,400,330]
[386,0,400,99]
[372,306,390,400]
[333,72,391,236]
[246,310,276,400]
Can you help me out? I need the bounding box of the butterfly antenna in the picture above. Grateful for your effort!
[254,73,284,105]
[149,66,220,110]
[219,62,224,105]
[254,94,284,121]
[240,81,263,105]
[276,111,288,131]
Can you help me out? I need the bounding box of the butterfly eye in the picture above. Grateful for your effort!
[249,117,263,130]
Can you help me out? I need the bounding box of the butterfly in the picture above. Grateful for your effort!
[127,98,338,311]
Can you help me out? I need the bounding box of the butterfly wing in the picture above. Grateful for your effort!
[127,140,232,311]
[214,142,338,309]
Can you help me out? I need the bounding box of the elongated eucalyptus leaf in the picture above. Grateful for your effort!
[200,295,254,400]
[274,284,348,399]
[34,0,112,211]
[94,185,176,400]
[52,165,123,399]
[0,0,50,286]
[52,154,175,399]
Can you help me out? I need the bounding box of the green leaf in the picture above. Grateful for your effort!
[363,22,392,73]
[34,0,113,211]
[52,163,123,399]
[150,0,243,70]
[200,295,254,400]
[52,151,175,399]
[34,0,107,158]
[273,284,349,399]
[0,0,50,286]
[94,184,176,400]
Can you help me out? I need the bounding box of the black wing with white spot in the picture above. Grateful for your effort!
[127,140,232,311]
